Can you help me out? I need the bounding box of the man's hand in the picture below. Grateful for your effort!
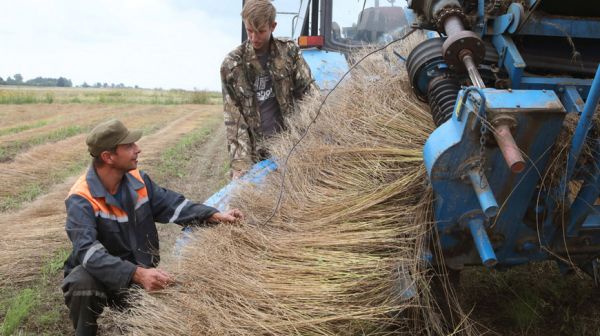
[209,209,244,224]
[132,267,173,292]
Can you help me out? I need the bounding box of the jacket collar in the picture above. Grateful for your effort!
[243,35,279,63]
[86,166,144,207]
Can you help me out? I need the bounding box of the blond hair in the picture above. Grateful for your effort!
[241,0,276,30]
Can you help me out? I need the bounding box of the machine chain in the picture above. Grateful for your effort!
[433,7,467,31]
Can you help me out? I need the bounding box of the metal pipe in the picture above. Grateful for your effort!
[311,0,320,36]
[478,0,485,19]
[566,65,600,181]
[468,169,499,218]
[443,15,465,36]
[462,53,486,88]
[493,123,526,173]
[468,218,498,267]
[241,0,247,42]
[300,1,310,36]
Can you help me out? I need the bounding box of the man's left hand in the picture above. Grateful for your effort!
[209,209,244,224]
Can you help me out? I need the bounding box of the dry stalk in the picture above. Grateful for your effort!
[113,32,479,336]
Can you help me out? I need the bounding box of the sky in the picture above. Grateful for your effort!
[1,0,406,91]
[0,0,249,91]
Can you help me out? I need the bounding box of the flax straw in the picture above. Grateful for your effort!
[108,32,479,335]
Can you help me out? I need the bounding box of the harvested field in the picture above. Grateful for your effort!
[0,93,229,335]
[0,86,221,105]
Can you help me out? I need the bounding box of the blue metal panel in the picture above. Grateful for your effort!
[563,86,585,114]
[490,13,515,35]
[300,48,348,90]
[582,206,600,230]
[488,3,523,35]
[491,35,526,88]
[403,8,417,28]
[519,77,593,107]
[484,89,563,111]
[519,16,600,39]
[425,30,441,39]
[520,77,593,90]
[520,77,592,90]
[422,108,464,177]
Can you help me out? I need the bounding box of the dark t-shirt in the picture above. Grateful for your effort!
[111,180,125,209]
[255,52,283,137]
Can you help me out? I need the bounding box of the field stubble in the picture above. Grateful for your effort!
[0,96,228,335]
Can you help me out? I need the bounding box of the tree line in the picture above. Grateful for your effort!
[0,74,139,89]
[1,74,73,87]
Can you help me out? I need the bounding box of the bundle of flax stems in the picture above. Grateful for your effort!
[108,33,477,335]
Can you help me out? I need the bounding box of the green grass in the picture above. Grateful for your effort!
[0,120,50,136]
[35,309,62,329]
[501,289,541,329]
[221,159,231,178]
[0,92,37,104]
[190,91,211,104]
[0,88,221,105]
[41,249,70,282]
[0,248,70,335]
[157,120,220,179]
[0,125,83,162]
[0,184,44,212]
[0,288,37,336]
[45,93,54,104]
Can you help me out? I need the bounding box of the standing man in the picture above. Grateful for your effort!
[221,0,318,179]
[62,119,244,335]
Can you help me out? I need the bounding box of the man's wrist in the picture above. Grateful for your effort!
[209,212,222,222]
[131,266,144,284]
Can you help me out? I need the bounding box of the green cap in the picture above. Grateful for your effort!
[86,119,142,156]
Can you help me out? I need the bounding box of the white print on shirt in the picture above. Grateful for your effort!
[255,73,275,103]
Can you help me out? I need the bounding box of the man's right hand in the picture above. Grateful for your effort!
[132,267,173,292]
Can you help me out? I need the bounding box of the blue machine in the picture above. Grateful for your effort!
[229,0,600,279]
[301,48,348,90]
[289,0,413,90]
[406,0,600,278]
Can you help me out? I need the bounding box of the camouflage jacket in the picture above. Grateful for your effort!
[220,37,318,172]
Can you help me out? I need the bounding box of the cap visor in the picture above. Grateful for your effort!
[118,129,143,145]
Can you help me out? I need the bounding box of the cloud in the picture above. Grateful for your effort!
[0,0,241,90]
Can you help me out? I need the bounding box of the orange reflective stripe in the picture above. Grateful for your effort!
[67,174,102,214]
[129,169,149,208]
[67,169,150,221]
